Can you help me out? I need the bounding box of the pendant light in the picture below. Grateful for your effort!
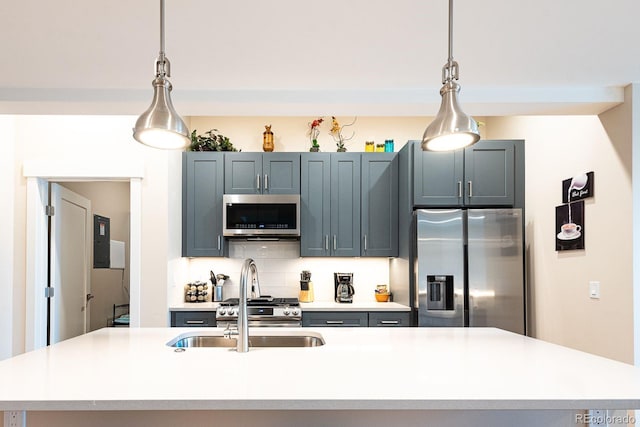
[133,0,190,150]
[422,0,479,152]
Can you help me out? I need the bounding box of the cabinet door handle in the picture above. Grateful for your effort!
[264,174,269,191]
[185,320,205,325]
[333,235,337,251]
[364,234,367,251]
[468,180,473,197]
[325,235,329,251]
[380,320,400,325]
[256,174,261,191]
[457,181,462,198]
[326,320,344,325]
[217,235,221,251]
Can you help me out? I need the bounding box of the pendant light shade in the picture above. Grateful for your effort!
[422,0,479,152]
[422,81,479,152]
[133,0,189,150]
[133,76,189,149]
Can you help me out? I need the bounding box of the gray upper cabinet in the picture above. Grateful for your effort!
[361,153,399,257]
[413,144,464,206]
[301,153,361,257]
[413,140,519,207]
[224,152,300,194]
[463,140,515,206]
[182,152,225,257]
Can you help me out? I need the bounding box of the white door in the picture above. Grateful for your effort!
[49,183,92,344]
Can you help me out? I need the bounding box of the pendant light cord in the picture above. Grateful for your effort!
[442,0,459,85]
[447,0,453,64]
[156,0,170,78]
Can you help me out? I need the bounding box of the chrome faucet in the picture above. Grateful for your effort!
[235,258,259,352]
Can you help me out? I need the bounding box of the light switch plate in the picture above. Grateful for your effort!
[589,281,600,299]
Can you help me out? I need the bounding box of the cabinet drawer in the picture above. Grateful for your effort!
[171,311,217,327]
[302,311,368,327]
[368,312,410,327]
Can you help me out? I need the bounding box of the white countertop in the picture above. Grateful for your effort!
[170,301,410,312]
[1,327,639,412]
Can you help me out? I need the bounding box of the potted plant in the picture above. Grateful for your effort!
[329,116,356,152]
[189,129,240,152]
[307,117,324,152]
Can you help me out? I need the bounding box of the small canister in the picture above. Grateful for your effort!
[375,143,385,152]
[214,285,223,302]
[384,139,394,152]
[364,141,375,152]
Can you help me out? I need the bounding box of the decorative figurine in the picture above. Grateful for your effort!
[263,125,274,152]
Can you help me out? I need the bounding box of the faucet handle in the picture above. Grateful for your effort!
[223,322,238,340]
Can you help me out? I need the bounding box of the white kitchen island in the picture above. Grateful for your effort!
[1,327,639,427]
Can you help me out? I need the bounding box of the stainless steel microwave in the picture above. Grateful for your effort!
[222,194,300,237]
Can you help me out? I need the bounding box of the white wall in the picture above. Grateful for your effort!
[4,115,177,356]
[486,113,634,363]
[0,116,17,359]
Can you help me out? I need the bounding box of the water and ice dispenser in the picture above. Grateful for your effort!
[426,275,454,310]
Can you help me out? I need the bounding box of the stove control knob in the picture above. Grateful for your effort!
[283,309,290,316]
[292,309,300,316]
[230,309,238,316]
[219,309,227,316]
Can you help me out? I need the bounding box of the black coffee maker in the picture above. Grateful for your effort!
[334,273,354,303]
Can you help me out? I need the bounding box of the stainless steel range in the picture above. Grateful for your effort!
[216,297,301,327]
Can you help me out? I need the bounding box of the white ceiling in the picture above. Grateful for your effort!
[1,0,638,116]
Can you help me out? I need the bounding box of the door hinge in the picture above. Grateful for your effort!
[45,287,54,298]
[45,205,55,216]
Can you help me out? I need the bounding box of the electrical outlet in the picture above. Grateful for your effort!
[4,411,25,427]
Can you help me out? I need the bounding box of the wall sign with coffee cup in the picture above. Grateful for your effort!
[562,172,594,203]
[555,200,584,251]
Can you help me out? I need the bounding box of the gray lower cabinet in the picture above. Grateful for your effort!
[368,311,410,327]
[361,153,398,257]
[301,153,361,256]
[413,140,521,207]
[224,152,300,194]
[302,311,410,327]
[171,311,217,327]
[302,311,368,327]
[182,152,225,257]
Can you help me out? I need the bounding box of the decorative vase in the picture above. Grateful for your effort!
[262,125,274,152]
[337,147,347,152]
[309,146,320,152]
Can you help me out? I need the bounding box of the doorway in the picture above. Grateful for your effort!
[52,181,131,340]
[24,161,143,352]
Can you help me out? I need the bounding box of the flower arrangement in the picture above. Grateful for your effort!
[189,129,239,152]
[329,116,356,152]
[307,117,324,152]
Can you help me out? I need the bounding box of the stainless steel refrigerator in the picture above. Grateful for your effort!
[415,208,524,334]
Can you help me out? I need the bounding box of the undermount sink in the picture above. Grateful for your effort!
[167,331,325,348]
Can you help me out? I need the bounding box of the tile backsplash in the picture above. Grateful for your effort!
[184,241,391,304]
